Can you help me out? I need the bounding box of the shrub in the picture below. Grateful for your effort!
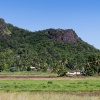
[47,81,53,84]
[57,68,67,76]
[0,66,4,72]
[85,67,94,76]
[27,67,31,71]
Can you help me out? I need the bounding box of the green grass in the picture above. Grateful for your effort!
[0,71,57,76]
[0,79,100,92]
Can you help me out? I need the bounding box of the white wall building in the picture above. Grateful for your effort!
[66,70,81,76]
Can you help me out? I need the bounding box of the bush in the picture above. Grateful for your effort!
[0,66,4,72]
[57,68,67,76]
[27,67,31,71]
[85,67,94,76]
[47,81,53,84]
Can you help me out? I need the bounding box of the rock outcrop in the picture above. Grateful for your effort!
[48,29,80,43]
[0,18,10,38]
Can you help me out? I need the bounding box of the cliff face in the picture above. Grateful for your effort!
[0,18,11,38]
[48,29,80,43]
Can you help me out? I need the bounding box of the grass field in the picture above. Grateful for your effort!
[0,71,57,76]
[0,78,100,92]
[0,77,100,100]
[0,92,100,100]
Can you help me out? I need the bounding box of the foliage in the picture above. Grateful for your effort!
[0,23,100,74]
[57,68,67,76]
[27,67,31,71]
[84,54,100,76]
[0,66,4,72]
[85,67,94,76]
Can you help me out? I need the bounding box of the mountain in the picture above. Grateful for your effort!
[0,18,100,74]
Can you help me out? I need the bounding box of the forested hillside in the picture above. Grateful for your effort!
[0,18,100,75]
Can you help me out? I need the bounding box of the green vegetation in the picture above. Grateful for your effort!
[85,55,100,76]
[0,78,100,92]
[0,20,100,76]
[0,71,57,76]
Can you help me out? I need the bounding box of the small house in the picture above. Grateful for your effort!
[66,70,81,76]
[30,67,36,71]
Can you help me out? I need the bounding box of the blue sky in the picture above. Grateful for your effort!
[0,0,100,49]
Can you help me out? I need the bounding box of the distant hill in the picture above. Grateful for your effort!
[0,18,100,74]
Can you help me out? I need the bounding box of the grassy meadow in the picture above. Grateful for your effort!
[0,78,100,92]
[0,74,100,100]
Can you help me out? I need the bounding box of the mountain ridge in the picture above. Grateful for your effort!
[0,18,100,74]
[0,18,80,44]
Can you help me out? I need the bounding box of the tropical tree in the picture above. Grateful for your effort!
[85,54,100,75]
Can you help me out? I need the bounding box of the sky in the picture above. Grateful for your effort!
[0,0,100,49]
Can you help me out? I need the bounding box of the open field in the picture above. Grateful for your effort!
[0,77,100,92]
[0,71,100,99]
[0,92,100,100]
[0,76,100,100]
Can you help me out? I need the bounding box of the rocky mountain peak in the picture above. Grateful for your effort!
[47,29,80,43]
